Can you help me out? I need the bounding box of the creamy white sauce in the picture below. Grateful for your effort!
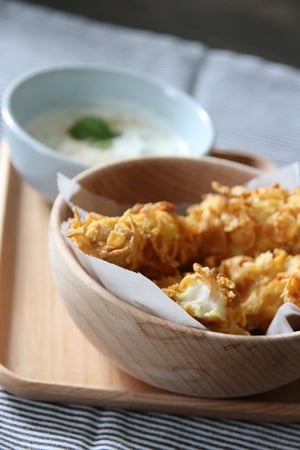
[26,102,191,165]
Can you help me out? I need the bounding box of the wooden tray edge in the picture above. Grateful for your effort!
[1,363,299,422]
[2,143,300,422]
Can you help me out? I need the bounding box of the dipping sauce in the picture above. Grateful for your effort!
[26,102,191,165]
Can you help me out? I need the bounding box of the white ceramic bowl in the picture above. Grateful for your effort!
[1,65,215,202]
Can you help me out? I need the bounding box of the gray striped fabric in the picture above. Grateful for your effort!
[1,1,300,449]
[1,390,300,450]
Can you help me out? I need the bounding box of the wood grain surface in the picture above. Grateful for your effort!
[49,152,300,400]
[1,143,300,421]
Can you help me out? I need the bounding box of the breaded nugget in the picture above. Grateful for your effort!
[187,182,300,263]
[163,263,248,335]
[67,202,199,279]
[220,249,300,332]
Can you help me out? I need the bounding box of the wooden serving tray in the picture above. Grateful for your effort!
[0,144,299,422]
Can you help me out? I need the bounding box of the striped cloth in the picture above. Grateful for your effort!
[1,390,300,450]
[1,1,300,449]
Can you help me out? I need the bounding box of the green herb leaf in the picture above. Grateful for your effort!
[68,116,120,147]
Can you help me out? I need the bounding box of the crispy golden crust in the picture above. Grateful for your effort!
[67,202,199,279]
[66,182,300,335]
[187,182,300,263]
[220,249,300,332]
[163,263,248,335]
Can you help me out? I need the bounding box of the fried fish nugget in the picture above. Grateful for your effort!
[163,263,247,335]
[67,202,199,279]
[187,182,300,263]
[220,249,300,332]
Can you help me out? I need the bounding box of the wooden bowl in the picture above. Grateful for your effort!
[49,156,300,398]
[210,148,276,171]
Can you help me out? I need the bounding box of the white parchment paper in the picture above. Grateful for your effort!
[57,164,300,335]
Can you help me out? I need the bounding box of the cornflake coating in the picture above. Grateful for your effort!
[220,249,300,332]
[66,182,300,335]
[67,202,199,279]
[163,263,248,335]
[187,182,300,263]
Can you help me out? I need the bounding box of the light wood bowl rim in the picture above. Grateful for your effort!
[49,155,300,342]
